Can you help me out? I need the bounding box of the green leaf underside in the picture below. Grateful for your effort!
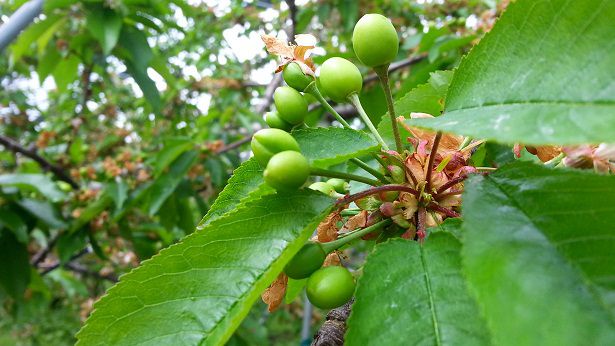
[346,236,489,346]
[462,162,615,345]
[197,158,273,228]
[292,127,379,168]
[0,173,66,202]
[409,0,615,145]
[378,71,453,149]
[77,191,334,345]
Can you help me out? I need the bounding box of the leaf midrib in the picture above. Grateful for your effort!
[419,245,442,346]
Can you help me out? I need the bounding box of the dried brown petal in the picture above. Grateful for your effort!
[261,273,288,312]
[323,252,341,267]
[318,211,342,242]
[341,210,368,232]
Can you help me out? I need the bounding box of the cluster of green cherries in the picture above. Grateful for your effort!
[253,14,400,310]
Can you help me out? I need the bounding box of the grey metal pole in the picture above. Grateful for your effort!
[300,291,313,346]
[0,0,44,52]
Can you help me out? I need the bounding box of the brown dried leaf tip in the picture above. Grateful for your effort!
[261,33,317,76]
[261,272,288,312]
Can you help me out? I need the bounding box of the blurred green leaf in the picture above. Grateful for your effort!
[10,15,61,61]
[0,230,31,299]
[146,150,198,215]
[0,174,66,202]
[151,137,194,177]
[107,180,128,212]
[70,194,113,234]
[0,207,28,243]
[52,55,80,92]
[87,6,123,55]
[16,199,66,229]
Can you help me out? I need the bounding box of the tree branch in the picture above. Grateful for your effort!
[0,134,79,189]
[311,298,354,346]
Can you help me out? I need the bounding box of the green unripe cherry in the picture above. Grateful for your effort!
[273,86,308,125]
[283,62,314,92]
[309,182,337,196]
[264,151,310,190]
[265,111,293,131]
[306,266,356,309]
[318,57,363,103]
[251,129,300,167]
[326,178,349,194]
[284,242,327,279]
[352,14,399,67]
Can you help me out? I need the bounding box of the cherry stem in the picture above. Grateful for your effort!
[320,219,392,253]
[435,175,468,195]
[310,167,380,186]
[427,203,461,218]
[304,82,351,128]
[425,131,442,193]
[350,158,389,183]
[347,93,390,151]
[374,64,403,153]
[336,184,419,206]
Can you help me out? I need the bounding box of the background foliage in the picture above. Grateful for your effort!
[1,0,503,344]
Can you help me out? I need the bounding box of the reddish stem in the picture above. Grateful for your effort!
[335,184,419,206]
[404,164,419,186]
[435,175,468,195]
[425,131,442,193]
[427,203,461,218]
[417,207,427,241]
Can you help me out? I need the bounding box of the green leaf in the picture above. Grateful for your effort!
[10,15,61,61]
[378,70,453,149]
[0,207,28,243]
[462,162,615,345]
[292,127,379,168]
[87,6,123,55]
[198,158,273,228]
[0,173,66,202]
[151,137,194,177]
[36,17,67,57]
[346,235,490,345]
[77,191,334,345]
[16,198,66,229]
[284,278,307,304]
[118,26,161,111]
[0,230,31,299]
[69,194,113,234]
[107,180,128,212]
[118,26,153,70]
[69,137,85,164]
[146,151,198,215]
[410,0,615,145]
[52,55,80,92]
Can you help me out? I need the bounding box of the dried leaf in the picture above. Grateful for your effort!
[535,145,561,162]
[341,210,368,232]
[261,273,288,312]
[323,252,341,267]
[318,211,342,242]
[261,34,294,58]
[261,33,317,75]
